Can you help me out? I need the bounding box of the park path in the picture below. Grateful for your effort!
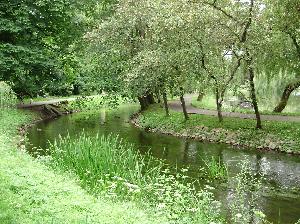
[169,94,300,123]
[17,95,300,122]
[17,97,77,108]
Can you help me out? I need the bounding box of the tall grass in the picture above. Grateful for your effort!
[49,133,223,223]
[203,157,228,180]
[50,134,162,195]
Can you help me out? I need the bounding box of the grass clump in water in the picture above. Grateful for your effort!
[50,134,162,197]
[203,157,228,180]
[49,133,224,224]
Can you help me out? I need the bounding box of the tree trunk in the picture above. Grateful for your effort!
[248,61,262,129]
[216,102,223,122]
[162,91,169,116]
[197,90,205,101]
[273,80,300,113]
[215,88,223,122]
[155,90,161,103]
[180,94,189,120]
[138,96,149,111]
[138,92,155,111]
[146,92,156,104]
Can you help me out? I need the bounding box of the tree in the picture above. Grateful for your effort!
[89,0,202,115]
[262,0,300,112]
[204,0,263,128]
[0,0,104,97]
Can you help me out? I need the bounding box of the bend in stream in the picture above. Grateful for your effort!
[26,105,300,224]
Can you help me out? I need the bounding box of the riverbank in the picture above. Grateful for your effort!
[0,108,167,223]
[132,105,300,154]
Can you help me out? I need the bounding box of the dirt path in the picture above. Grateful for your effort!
[169,94,300,123]
[17,98,76,108]
[18,95,300,122]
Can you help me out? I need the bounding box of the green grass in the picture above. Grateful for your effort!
[203,157,228,180]
[49,133,223,224]
[50,134,163,196]
[136,105,300,154]
[0,109,169,223]
[191,95,217,110]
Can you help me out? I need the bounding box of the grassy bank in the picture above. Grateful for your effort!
[134,105,300,154]
[0,109,169,223]
[48,133,223,224]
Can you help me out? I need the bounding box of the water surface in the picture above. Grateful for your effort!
[27,105,300,223]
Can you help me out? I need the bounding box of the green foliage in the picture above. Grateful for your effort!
[191,78,300,114]
[67,95,133,111]
[203,157,228,180]
[262,0,300,74]
[0,0,117,97]
[0,81,17,109]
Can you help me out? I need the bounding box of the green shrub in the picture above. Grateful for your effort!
[0,82,17,109]
[229,160,266,224]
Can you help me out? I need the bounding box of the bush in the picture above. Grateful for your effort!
[0,81,17,109]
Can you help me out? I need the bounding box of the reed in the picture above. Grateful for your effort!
[49,133,223,223]
[203,156,228,180]
[50,133,162,196]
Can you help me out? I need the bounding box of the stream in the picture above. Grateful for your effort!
[26,105,300,223]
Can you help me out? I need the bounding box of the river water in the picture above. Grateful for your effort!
[26,105,300,223]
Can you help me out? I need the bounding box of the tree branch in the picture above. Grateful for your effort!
[220,56,242,99]
[240,0,254,43]
[202,0,238,22]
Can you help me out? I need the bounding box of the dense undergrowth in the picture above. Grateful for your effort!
[135,105,300,154]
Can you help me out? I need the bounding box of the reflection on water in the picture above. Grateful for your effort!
[26,105,300,223]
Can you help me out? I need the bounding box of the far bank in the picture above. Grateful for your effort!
[131,105,300,155]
